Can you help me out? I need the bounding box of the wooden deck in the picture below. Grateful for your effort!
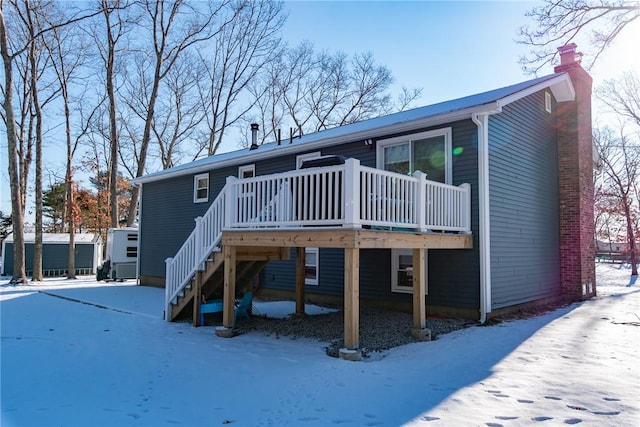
[216,228,473,359]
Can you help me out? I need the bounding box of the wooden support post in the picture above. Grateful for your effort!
[411,248,430,341]
[295,247,306,316]
[222,245,236,328]
[412,248,426,329]
[343,247,360,350]
[192,270,203,327]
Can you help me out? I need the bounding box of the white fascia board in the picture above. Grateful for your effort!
[133,102,500,185]
[496,73,575,110]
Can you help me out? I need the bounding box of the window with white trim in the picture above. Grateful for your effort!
[391,249,428,294]
[305,247,319,285]
[239,164,255,179]
[193,173,209,203]
[377,128,452,184]
[297,152,322,286]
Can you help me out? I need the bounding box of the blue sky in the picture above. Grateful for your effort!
[2,0,639,220]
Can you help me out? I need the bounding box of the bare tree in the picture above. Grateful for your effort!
[25,0,50,282]
[598,70,640,128]
[122,0,230,225]
[153,52,208,168]
[44,8,95,279]
[595,126,640,274]
[0,1,28,283]
[275,41,319,138]
[245,42,421,146]
[1,0,101,283]
[90,0,134,229]
[2,0,60,282]
[196,0,285,157]
[518,0,640,73]
[243,60,286,146]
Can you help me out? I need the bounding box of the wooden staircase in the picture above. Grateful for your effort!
[168,244,290,325]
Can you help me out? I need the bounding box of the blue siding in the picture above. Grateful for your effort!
[140,169,231,280]
[140,122,482,312]
[488,90,561,308]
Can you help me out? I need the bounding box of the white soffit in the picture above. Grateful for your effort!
[496,73,575,109]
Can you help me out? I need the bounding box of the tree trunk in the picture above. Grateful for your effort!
[29,21,43,282]
[65,104,76,279]
[623,196,638,275]
[0,7,27,284]
[104,1,119,229]
[127,56,161,226]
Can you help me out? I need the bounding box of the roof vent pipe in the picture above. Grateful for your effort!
[250,123,259,150]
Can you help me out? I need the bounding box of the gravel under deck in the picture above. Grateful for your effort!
[228,305,472,358]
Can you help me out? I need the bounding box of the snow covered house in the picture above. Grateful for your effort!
[133,45,596,357]
[1,233,103,277]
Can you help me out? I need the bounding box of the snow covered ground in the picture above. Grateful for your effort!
[1,263,638,426]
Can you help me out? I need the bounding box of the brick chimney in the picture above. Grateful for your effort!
[554,44,596,301]
[554,43,584,73]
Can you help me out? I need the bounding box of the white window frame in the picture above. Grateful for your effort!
[391,249,428,294]
[305,247,319,286]
[238,164,255,179]
[296,152,322,286]
[193,173,209,203]
[376,128,453,184]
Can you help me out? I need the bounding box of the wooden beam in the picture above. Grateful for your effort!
[412,248,426,329]
[295,247,306,315]
[236,246,291,261]
[344,247,360,349]
[222,245,236,328]
[192,270,203,327]
[222,229,472,250]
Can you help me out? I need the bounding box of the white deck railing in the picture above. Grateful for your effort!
[164,158,471,319]
[164,189,226,319]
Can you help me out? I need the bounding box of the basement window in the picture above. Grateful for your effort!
[305,247,319,286]
[193,173,209,203]
[391,249,428,294]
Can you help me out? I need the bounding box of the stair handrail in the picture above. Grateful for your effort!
[164,180,232,319]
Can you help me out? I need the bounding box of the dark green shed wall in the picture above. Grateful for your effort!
[2,243,97,276]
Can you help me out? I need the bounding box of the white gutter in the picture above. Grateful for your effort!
[135,184,142,286]
[472,112,492,324]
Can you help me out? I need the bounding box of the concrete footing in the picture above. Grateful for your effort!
[411,327,432,341]
[339,348,362,361]
[215,326,234,338]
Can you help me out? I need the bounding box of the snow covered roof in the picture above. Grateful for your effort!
[3,233,102,244]
[135,72,574,185]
